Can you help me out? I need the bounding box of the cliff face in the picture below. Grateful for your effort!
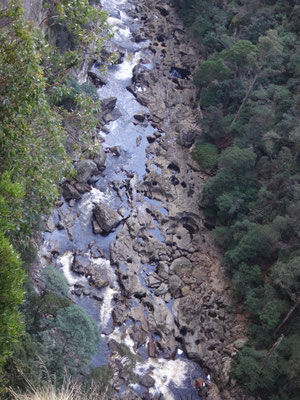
[1,0,44,23]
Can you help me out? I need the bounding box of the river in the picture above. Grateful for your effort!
[38,0,210,398]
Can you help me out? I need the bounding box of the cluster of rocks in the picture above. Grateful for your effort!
[37,0,251,398]
[103,0,250,399]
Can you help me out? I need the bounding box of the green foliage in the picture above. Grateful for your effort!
[175,1,300,398]
[36,304,100,380]
[88,366,113,396]
[221,40,257,69]
[232,263,262,300]
[272,257,300,302]
[193,60,232,87]
[192,143,219,169]
[0,0,110,386]
[41,266,69,297]
[0,233,25,372]
[220,146,256,176]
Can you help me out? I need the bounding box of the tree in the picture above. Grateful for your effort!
[41,266,69,297]
[220,145,256,177]
[193,59,231,87]
[37,304,100,380]
[272,257,300,303]
[192,143,219,168]
[221,40,257,71]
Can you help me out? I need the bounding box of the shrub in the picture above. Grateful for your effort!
[41,266,69,297]
[192,143,219,168]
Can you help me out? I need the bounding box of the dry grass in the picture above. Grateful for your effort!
[9,377,107,400]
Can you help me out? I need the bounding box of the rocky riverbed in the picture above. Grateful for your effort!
[35,0,249,399]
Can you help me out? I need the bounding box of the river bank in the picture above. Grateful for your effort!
[34,0,250,399]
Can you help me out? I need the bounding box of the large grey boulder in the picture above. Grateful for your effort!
[62,182,81,201]
[100,97,117,113]
[153,297,175,336]
[93,146,107,169]
[168,275,183,298]
[93,202,122,233]
[170,257,192,275]
[75,160,97,182]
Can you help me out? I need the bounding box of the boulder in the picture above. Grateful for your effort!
[176,129,197,148]
[46,215,56,233]
[157,262,169,280]
[101,97,117,113]
[153,297,175,336]
[88,70,107,87]
[168,275,183,298]
[110,145,121,156]
[170,257,192,275]
[134,112,146,122]
[103,108,122,124]
[62,182,81,201]
[75,160,97,182]
[140,374,155,388]
[74,182,92,193]
[92,220,102,234]
[93,146,107,169]
[93,202,122,233]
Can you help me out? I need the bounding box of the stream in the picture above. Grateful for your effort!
[38,0,210,398]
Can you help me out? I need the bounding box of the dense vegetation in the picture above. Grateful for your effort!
[0,0,110,392]
[173,0,300,399]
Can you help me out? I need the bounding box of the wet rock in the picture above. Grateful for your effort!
[101,97,117,113]
[74,288,82,296]
[157,262,169,280]
[92,220,102,234]
[168,275,183,298]
[136,135,142,147]
[74,182,92,193]
[118,206,126,218]
[83,288,91,296]
[90,274,109,289]
[155,283,168,296]
[74,282,85,289]
[62,182,81,201]
[134,112,146,122]
[75,160,97,182]
[119,270,147,299]
[153,297,175,336]
[147,275,161,288]
[93,146,107,169]
[112,304,127,325]
[110,145,121,156]
[119,389,142,400]
[140,374,155,388]
[176,129,197,148]
[46,215,56,233]
[133,32,148,43]
[147,134,156,143]
[170,257,192,275]
[72,256,90,275]
[88,70,107,87]
[131,324,147,348]
[93,202,122,233]
[92,292,104,301]
[104,108,122,123]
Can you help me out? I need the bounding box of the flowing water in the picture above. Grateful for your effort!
[38,0,207,398]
